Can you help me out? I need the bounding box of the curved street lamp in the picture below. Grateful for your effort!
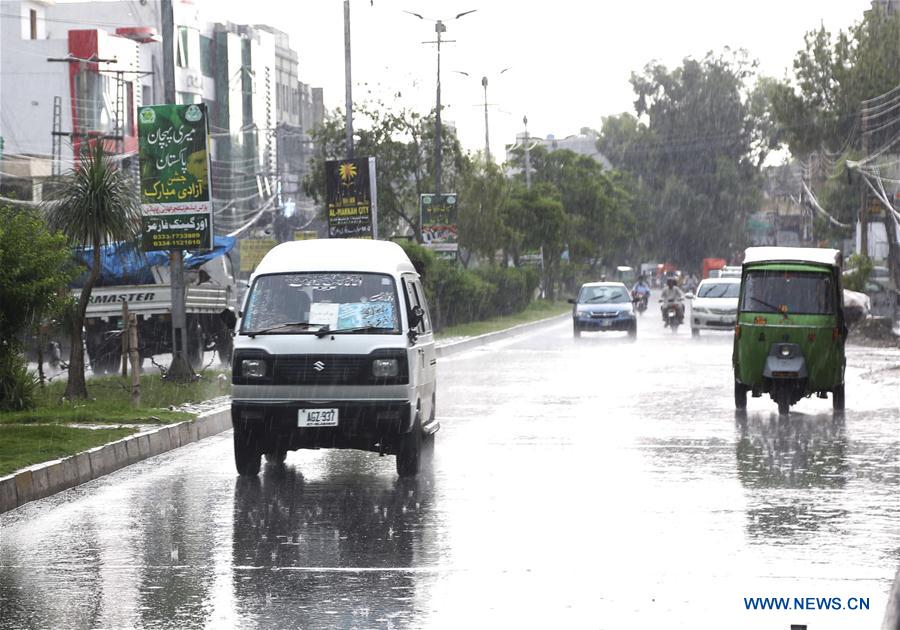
[405,9,477,195]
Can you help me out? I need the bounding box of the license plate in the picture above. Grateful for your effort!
[298,408,339,427]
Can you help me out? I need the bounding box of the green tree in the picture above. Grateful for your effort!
[599,49,769,267]
[304,102,471,239]
[503,182,566,298]
[456,158,514,266]
[44,142,141,400]
[0,204,74,410]
[505,145,637,274]
[767,6,900,269]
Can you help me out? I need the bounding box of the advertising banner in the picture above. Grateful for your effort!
[325,157,377,239]
[138,103,212,251]
[239,238,278,272]
[419,193,459,252]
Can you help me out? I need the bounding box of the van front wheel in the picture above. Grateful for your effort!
[234,425,261,476]
[396,416,423,477]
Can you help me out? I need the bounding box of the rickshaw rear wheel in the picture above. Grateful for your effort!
[832,384,845,410]
[734,382,747,409]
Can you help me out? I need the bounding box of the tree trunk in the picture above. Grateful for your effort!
[64,245,101,400]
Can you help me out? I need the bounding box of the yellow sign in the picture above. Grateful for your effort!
[239,239,277,272]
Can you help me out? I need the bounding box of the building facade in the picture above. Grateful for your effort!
[1,0,323,233]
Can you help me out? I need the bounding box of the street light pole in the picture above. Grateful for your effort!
[434,19,445,196]
[407,10,476,197]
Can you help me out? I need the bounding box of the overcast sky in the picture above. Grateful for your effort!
[215,0,872,160]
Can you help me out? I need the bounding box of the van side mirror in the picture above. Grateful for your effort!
[567,298,576,304]
[408,305,425,329]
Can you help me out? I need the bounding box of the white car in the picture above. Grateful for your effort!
[687,277,741,336]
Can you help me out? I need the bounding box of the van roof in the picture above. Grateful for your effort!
[742,246,841,268]
[252,239,417,277]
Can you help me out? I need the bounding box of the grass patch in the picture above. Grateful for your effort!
[0,424,137,477]
[0,369,228,426]
[436,299,570,340]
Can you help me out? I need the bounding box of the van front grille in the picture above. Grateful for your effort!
[232,350,409,386]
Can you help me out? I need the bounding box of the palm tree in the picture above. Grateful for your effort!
[45,142,140,400]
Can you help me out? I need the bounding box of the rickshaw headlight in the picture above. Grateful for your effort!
[778,344,792,358]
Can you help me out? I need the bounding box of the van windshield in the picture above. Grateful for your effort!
[241,272,401,335]
[740,270,834,315]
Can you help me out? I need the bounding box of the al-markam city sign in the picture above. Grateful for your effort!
[137,104,213,251]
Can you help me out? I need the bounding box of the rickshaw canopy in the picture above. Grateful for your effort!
[742,247,842,268]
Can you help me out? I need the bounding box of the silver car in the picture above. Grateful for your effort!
[687,277,741,336]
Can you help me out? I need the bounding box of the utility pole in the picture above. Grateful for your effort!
[859,108,869,260]
[344,0,353,158]
[161,0,192,381]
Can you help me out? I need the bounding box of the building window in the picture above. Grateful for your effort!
[177,26,189,68]
[200,35,213,78]
[29,9,37,39]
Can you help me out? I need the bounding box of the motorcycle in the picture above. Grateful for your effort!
[660,298,684,333]
[632,290,649,315]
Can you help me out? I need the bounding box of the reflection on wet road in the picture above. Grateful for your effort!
[1,315,898,628]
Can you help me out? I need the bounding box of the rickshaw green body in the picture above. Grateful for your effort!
[732,247,846,411]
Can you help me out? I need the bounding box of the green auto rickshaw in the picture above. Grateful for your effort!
[732,247,847,415]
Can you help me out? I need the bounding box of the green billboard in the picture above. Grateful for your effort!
[137,104,212,251]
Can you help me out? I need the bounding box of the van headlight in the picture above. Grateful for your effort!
[241,359,267,378]
[372,358,399,378]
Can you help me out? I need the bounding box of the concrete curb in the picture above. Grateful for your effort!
[0,312,568,515]
[435,312,570,358]
[0,406,230,515]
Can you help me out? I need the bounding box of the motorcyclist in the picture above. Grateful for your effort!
[631,276,651,310]
[659,277,685,325]
[683,273,699,294]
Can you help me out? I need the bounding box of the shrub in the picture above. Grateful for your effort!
[394,240,540,331]
[0,348,39,411]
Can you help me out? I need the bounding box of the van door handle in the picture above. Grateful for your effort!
[429,359,437,366]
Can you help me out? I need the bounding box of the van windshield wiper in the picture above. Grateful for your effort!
[325,325,396,336]
[246,321,330,338]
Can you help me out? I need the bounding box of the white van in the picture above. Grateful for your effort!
[230,239,438,477]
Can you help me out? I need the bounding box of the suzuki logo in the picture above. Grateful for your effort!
[313,361,325,372]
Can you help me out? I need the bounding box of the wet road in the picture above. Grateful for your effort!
[2,310,898,629]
